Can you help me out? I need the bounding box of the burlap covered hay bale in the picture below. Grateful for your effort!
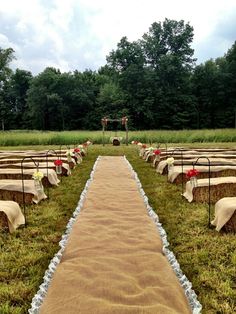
[174,169,236,184]
[0,173,53,187]
[112,138,120,146]
[0,211,8,232]
[223,211,236,233]
[193,183,236,203]
[146,154,155,163]
[0,189,34,204]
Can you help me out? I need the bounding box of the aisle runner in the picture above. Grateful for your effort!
[37,156,195,313]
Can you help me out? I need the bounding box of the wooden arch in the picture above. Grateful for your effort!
[101,116,129,146]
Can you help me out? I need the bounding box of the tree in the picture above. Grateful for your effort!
[27,67,62,130]
[0,47,15,130]
[225,41,236,127]
[5,69,32,129]
[141,19,195,129]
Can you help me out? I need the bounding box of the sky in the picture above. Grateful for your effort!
[0,0,236,75]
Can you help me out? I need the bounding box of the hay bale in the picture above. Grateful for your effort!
[113,138,120,146]
[174,169,236,184]
[146,154,155,163]
[0,173,52,187]
[222,210,236,233]
[0,211,8,232]
[193,183,236,203]
[0,189,34,204]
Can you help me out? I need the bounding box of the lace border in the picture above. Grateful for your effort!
[123,156,202,314]
[28,156,101,314]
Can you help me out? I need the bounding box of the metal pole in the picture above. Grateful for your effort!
[102,125,105,146]
[193,156,211,227]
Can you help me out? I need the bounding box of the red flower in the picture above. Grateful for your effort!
[154,149,161,155]
[186,169,199,178]
[74,148,80,153]
[142,144,147,149]
[54,159,63,166]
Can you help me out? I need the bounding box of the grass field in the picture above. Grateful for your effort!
[0,144,236,313]
[0,128,236,146]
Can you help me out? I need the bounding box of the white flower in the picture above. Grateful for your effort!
[78,145,83,149]
[86,140,92,145]
[166,157,175,165]
[66,150,74,157]
[137,142,142,146]
[32,171,44,181]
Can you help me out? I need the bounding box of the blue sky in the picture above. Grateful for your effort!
[0,0,236,74]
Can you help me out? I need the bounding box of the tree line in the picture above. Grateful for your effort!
[0,18,236,131]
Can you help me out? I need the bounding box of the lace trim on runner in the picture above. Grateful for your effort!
[28,156,101,314]
[124,156,202,314]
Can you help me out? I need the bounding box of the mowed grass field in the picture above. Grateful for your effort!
[0,141,236,313]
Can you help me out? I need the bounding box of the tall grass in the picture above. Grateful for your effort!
[0,129,236,146]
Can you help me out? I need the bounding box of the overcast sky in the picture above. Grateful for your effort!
[0,0,236,75]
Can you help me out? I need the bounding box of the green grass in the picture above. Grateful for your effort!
[0,129,236,146]
[0,144,236,313]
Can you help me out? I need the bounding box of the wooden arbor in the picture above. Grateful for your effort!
[101,116,129,146]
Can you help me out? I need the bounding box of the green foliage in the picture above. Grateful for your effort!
[0,47,15,131]
[1,32,236,131]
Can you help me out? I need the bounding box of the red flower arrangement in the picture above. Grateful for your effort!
[186,169,199,178]
[154,149,161,155]
[142,144,147,149]
[74,148,80,153]
[54,159,63,166]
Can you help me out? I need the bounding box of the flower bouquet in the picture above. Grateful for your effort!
[78,145,85,156]
[54,159,63,174]
[153,149,161,165]
[74,148,82,163]
[186,169,199,187]
[32,171,44,193]
[66,150,74,162]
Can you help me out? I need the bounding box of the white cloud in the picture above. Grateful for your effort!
[0,0,235,73]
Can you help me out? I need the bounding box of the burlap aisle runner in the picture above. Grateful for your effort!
[39,156,192,313]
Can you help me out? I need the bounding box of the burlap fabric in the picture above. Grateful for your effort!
[183,177,236,202]
[0,168,59,186]
[0,179,47,204]
[40,156,191,314]
[0,161,71,175]
[211,197,236,231]
[0,200,25,232]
